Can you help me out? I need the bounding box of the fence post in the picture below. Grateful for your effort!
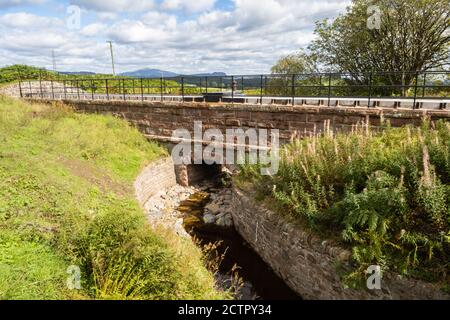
[205,77,208,94]
[291,74,295,106]
[106,79,109,100]
[51,80,54,99]
[28,81,32,98]
[39,69,43,99]
[76,80,80,100]
[368,72,373,108]
[63,80,67,100]
[327,73,332,106]
[260,75,263,105]
[181,77,184,102]
[413,72,419,109]
[18,80,23,98]
[18,70,23,98]
[91,80,95,100]
[140,78,144,102]
[241,76,244,92]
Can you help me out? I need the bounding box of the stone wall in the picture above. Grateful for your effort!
[32,99,450,144]
[231,187,449,300]
[134,157,177,207]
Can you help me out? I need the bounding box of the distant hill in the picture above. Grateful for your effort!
[191,72,227,77]
[120,69,178,78]
[120,68,227,78]
[59,71,97,75]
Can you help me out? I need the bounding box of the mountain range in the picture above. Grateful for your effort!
[119,68,227,78]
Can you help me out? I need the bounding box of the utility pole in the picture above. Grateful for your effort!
[107,41,116,76]
[52,50,57,72]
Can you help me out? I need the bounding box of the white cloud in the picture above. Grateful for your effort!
[0,0,45,8]
[161,0,216,13]
[71,0,155,12]
[141,11,177,29]
[79,23,108,37]
[0,0,351,74]
[0,12,62,29]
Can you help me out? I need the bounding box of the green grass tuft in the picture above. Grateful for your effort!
[0,95,227,300]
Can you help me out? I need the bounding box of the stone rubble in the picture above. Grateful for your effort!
[144,182,234,237]
[203,187,234,227]
[0,81,84,98]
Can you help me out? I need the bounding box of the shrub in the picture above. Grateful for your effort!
[238,120,450,286]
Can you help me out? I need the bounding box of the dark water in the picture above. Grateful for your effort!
[178,189,301,300]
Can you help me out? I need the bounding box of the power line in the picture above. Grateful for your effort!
[107,41,116,76]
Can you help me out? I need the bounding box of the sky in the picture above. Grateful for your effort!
[0,0,351,74]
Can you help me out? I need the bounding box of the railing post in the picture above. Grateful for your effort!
[91,80,94,100]
[264,76,267,96]
[422,72,426,98]
[260,75,263,105]
[413,72,419,109]
[106,79,109,100]
[76,80,80,100]
[140,78,144,102]
[205,76,208,94]
[122,79,126,101]
[231,75,235,103]
[318,75,322,97]
[291,74,295,106]
[241,76,244,92]
[181,77,185,102]
[160,77,163,102]
[327,73,332,106]
[368,71,372,108]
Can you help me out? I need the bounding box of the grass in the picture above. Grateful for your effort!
[0,95,228,300]
[237,120,450,289]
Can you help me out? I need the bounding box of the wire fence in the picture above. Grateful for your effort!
[17,70,450,109]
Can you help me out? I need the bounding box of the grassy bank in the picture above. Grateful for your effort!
[237,121,449,290]
[0,95,227,300]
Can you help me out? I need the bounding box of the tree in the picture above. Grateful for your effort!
[309,0,450,90]
[271,50,318,74]
[269,51,321,96]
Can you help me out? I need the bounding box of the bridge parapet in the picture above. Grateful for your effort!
[29,99,450,146]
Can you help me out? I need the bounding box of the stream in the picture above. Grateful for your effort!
[177,181,301,300]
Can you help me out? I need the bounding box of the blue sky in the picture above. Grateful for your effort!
[0,0,350,74]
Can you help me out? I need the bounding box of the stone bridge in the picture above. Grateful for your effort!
[29,98,450,184]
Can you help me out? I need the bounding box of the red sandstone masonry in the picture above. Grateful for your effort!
[231,187,450,300]
[31,100,450,143]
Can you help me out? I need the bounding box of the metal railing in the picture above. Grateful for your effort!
[17,70,450,109]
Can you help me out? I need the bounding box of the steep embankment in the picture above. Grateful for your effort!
[0,95,227,300]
